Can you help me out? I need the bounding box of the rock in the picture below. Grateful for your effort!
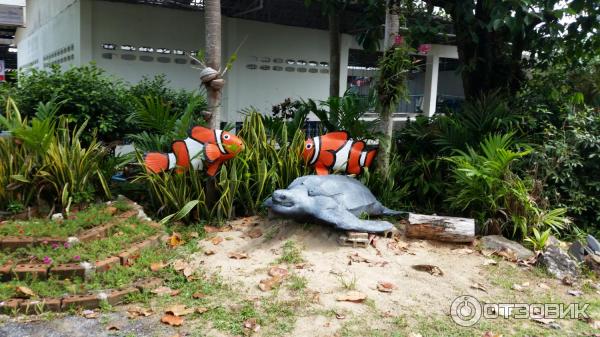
[584,254,600,276]
[51,213,64,221]
[480,235,534,260]
[587,235,600,254]
[538,245,579,280]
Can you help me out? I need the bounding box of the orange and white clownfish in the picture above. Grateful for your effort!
[301,131,377,175]
[144,126,244,177]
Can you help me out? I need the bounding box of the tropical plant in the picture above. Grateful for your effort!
[446,133,568,239]
[524,228,552,251]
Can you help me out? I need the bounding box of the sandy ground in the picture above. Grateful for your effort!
[191,216,504,336]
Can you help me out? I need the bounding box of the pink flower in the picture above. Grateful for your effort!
[73,255,81,261]
[418,44,432,54]
[42,256,52,264]
[63,242,70,249]
[394,35,404,46]
[42,240,48,245]
[51,243,59,250]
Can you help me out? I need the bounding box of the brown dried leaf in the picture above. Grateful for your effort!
[150,262,166,272]
[537,283,551,290]
[511,283,525,292]
[494,248,517,262]
[167,232,183,248]
[82,309,99,319]
[482,332,502,337]
[471,282,488,292]
[161,314,184,326]
[204,249,215,256]
[151,286,174,296]
[211,236,224,245]
[412,264,444,276]
[172,259,188,271]
[243,318,261,333]
[189,231,199,238]
[335,312,346,319]
[259,276,282,291]
[165,304,195,317]
[183,266,195,278]
[192,292,206,299]
[268,266,288,278]
[247,228,263,239]
[482,259,498,266]
[348,253,370,263]
[480,249,496,257]
[127,306,153,318]
[170,289,181,297]
[228,252,248,259]
[377,282,395,293]
[196,307,209,314]
[15,286,35,298]
[204,225,220,233]
[452,248,474,255]
[106,324,121,331]
[336,291,367,303]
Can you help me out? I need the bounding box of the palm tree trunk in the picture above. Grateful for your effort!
[377,3,400,175]
[205,0,222,129]
[329,12,341,98]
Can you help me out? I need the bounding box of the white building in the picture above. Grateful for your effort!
[14,0,463,123]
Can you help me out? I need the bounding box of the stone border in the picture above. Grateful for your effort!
[0,235,163,281]
[0,209,140,251]
[0,280,165,315]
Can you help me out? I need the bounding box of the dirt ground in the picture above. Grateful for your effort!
[1,216,598,337]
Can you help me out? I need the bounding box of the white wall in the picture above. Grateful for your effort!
[89,0,347,122]
[16,0,81,69]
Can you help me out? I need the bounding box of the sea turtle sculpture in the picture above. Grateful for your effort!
[263,175,405,233]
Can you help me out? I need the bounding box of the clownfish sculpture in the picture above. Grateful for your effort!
[144,126,244,177]
[302,131,377,175]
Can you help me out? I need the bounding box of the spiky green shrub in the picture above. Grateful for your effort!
[446,133,568,239]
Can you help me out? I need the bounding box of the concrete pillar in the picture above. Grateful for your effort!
[422,53,439,117]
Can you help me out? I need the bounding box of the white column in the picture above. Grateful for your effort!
[422,53,439,117]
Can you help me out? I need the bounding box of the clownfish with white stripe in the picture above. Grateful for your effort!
[144,126,244,177]
[302,131,377,175]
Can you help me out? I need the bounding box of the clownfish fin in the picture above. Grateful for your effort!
[315,164,329,175]
[144,152,169,173]
[190,125,215,144]
[364,148,377,168]
[172,140,191,174]
[321,131,349,142]
[206,161,222,176]
[204,143,222,163]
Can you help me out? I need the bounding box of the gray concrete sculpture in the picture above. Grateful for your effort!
[263,175,405,233]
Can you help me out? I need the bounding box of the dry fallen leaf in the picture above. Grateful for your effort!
[336,291,367,303]
[228,252,248,259]
[127,306,153,318]
[268,266,288,278]
[494,248,517,262]
[211,236,224,245]
[192,292,206,299]
[243,318,261,333]
[412,264,444,276]
[335,312,346,319]
[168,232,183,248]
[161,314,184,326]
[15,286,35,299]
[106,324,121,331]
[562,276,574,286]
[482,332,503,337]
[82,309,99,319]
[189,231,199,238]
[151,286,174,296]
[377,281,395,293]
[471,282,488,292]
[532,317,555,325]
[511,283,525,292]
[204,225,220,233]
[247,228,263,239]
[259,276,282,291]
[165,304,195,317]
[537,283,551,290]
[482,259,498,266]
[183,266,195,278]
[568,289,583,297]
[172,259,188,271]
[150,262,167,272]
[196,307,209,314]
[204,249,215,256]
[452,248,474,255]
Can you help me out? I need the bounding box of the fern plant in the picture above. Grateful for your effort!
[524,228,552,251]
[446,133,567,239]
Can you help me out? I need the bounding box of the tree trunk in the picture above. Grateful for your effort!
[204,0,222,129]
[329,13,341,98]
[405,213,475,243]
[376,3,400,175]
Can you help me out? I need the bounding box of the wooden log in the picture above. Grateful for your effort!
[405,213,475,243]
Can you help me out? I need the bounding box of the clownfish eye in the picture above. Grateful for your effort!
[223,134,231,140]
[305,143,313,149]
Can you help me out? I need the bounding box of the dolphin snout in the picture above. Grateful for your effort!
[272,190,287,202]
